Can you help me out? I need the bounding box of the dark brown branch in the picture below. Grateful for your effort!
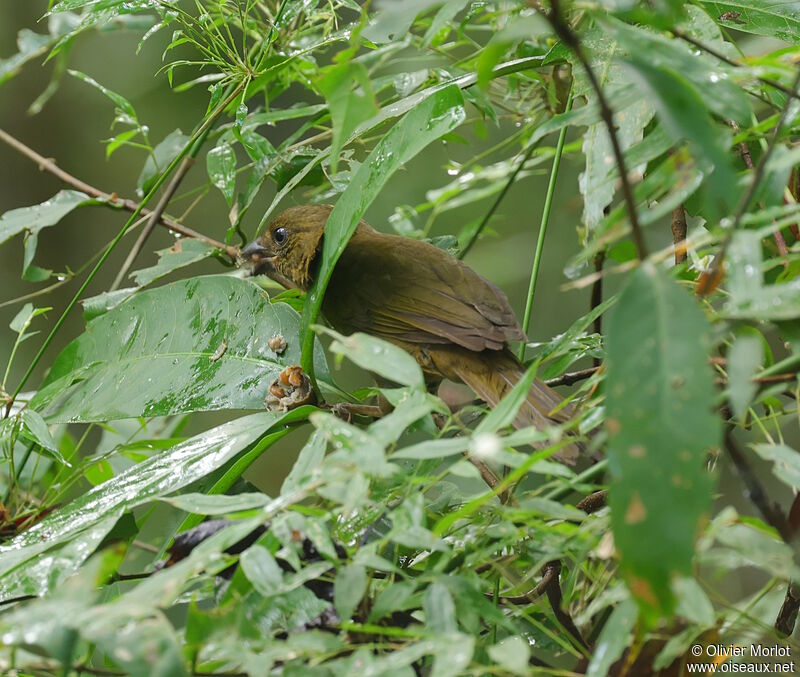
[671,206,688,265]
[542,560,589,649]
[543,1,648,260]
[591,250,606,368]
[0,127,238,259]
[544,367,600,387]
[776,581,800,637]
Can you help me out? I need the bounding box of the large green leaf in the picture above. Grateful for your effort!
[605,263,718,619]
[32,276,328,422]
[0,411,305,600]
[130,238,218,287]
[299,85,466,369]
[699,0,800,42]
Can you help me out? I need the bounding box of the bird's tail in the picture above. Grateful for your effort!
[433,347,580,463]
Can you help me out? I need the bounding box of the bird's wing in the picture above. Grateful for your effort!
[323,227,525,352]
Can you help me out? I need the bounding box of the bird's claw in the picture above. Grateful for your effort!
[265,365,316,412]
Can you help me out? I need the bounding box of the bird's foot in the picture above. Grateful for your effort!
[265,365,316,412]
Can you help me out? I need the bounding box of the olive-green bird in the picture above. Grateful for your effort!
[241,204,578,462]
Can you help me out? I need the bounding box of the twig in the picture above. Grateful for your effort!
[776,582,800,637]
[544,367,599,388]
[542,560,589,649]
[0,127,238,259]
[485,559,560,605]
[671,206,688,265]
[542,0,648,260]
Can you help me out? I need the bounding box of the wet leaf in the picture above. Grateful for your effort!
[32,276,328,422]
[137,129,190,197]
[586,598,638,677]
[130,238,217,287]
[161,492,270,515]
[206,142,237,206]
[0,190,97,246]
[0,411,301,600]
[606,263,718,619]
[487,636,531,676]
[81,287,137,321]
[300,85,466,367]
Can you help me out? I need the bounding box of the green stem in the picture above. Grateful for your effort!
[518,88,573,361]
[4,83,244,418]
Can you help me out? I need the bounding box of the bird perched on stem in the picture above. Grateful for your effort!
[241,204,579,462]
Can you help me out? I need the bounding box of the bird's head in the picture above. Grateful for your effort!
[239,204,332,290]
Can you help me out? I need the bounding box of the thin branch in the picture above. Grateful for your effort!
[543,0,648,260]
[542,560,589,649]
[591,249,606,369]
[671,206,688,265]
[544,367,600,388]
[0,128,238,259]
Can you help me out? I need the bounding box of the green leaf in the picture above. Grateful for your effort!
[624,57,737,220]
[487,636,531,676]
[423,582,457,633]
[20,409,67,465]
[240,544,284,596]
[281,429,326,497]
[300,85,466,370]
[363,0,441,43]
[727,332,763,421]
[751,443,800,491]
[476,15,547,89]
[317,61,379,172]
[130,238,217,287]
[605,263,719,618]
[0,29,51,86]
[32,276,328,422]
[0,411,294,600]
[569,25,654,234]
[81,287,137,321]
[161,492,270,515]
[206,142,237,206]
[475,362,537,434]
[0,190,96,246]
[10,302,50,334]
[334,564,368,620]
[321,328,424,388]
[137,129,190,197]
[68,69,137,118]
[673,576,715,626]
[698,0,800,42]
[586,598,638,677]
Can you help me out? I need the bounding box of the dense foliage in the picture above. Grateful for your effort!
[2,0,800,674]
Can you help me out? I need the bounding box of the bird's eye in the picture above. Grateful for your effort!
[273,227,288,246]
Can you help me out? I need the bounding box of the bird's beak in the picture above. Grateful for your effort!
[239,240,275,276]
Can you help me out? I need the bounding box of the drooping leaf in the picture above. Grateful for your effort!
[334,563,368,620]
[586,598,638,677]
[206,141,237,206]
[751,443,800,491]
[727,332,763,421]
[32,276,328,422]
[0,190,97,246]
[605,263,718,619]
